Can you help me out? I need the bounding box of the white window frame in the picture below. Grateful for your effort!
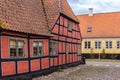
[10,39,24,58]
[95,41,101,49]
[33,41,44,57]
[50,41,57,55]
[106,41,112,49]
[117,41,120,49]
[84,41,91,49]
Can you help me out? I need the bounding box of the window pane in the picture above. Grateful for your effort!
[117,41,120,48]
[33,42,38,56]
[18,41,24,57]
[38,42,43,56]
[95,42,97,49]
[18,48,24,57]
[68,21,72,31]
[87,27,92,32]
[10,40,17,57]
[50,42,53,55]
[106,42,108,48]
[38,47,43,55]
[66,43,69,54]
[95,41,101,49]
[39,42,43,46]
[50,41,56,55]
[10,40,24,57]
[99,42,101,48]
[85,42,87,49]
[10,40,16,48]
[18,41,24,48]
[109,41,112,48]
[33,47,38,56]
[10,48,17,57]
[33,41,44,56]
[88,42,91,49]
[33,42,37,47]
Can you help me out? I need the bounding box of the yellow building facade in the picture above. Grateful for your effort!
[77,12,120,59]
[82,38,120,54]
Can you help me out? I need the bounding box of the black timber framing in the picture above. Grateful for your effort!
[58,16,60,66]
[28,34,31,72]
[0,60,83,79]
[0,13,83,78]
[0,29,2,77]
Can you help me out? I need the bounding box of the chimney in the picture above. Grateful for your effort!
[88,8,93,16]
[58,0,62,12]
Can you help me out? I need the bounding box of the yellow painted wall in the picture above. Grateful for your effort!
[82,38,120,54]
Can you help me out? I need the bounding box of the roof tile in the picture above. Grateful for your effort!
[0,0,51,36]
[43,0,79,29]
[77,12,120,38]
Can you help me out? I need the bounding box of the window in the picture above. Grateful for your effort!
[106,41,112,49]
[95,41,101,49]
[33,41,44,56]
[84,41,91,49]
[50,41,57,55]
[10,40,24,58]
[87,27,92,32]
[78,45,81,55]
[68,20,72,31]
[66,43,69,54]
[117,41,120,49]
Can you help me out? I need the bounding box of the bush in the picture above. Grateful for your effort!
[110,54,118,59]
[57,67,64,72]
[101,49,106,59]
[101,54,106,59]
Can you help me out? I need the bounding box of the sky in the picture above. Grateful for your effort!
[67,0,120,15]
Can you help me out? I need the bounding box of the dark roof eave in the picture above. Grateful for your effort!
[60,13,79,24]
[1,28,52,37]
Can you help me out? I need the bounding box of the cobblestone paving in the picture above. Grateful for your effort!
[33,59,120,80]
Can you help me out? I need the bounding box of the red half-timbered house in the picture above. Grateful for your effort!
[0,0,83,79]
[43,0,82,67]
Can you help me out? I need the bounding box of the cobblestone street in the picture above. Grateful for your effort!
[33,59,120,80]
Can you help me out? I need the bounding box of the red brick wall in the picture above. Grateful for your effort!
[31,59,40,71]
[2,62,16,76]
[1,36,28,59]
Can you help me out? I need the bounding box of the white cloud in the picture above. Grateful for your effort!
[67,0,120,15]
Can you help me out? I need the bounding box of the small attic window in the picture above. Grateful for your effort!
[87,27,92,32]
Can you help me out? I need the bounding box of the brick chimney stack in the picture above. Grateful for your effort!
[89,8,93,16]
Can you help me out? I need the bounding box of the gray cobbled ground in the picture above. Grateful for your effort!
[33,59,120,80]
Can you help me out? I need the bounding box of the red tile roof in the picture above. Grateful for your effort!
[77,12,120,38]
[0,0,78,35]
[0,0,51,36]
[43,0,79,29]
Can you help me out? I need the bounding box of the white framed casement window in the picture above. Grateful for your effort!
[10,39,24,58]
[33,41,44,56]
[117,41,120,49]
[50,41,57,55]
[84,41,91,49]
[66,43,69,54]
[106,41,112,49]
[95,41,101,49]
[78,45,81,55]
